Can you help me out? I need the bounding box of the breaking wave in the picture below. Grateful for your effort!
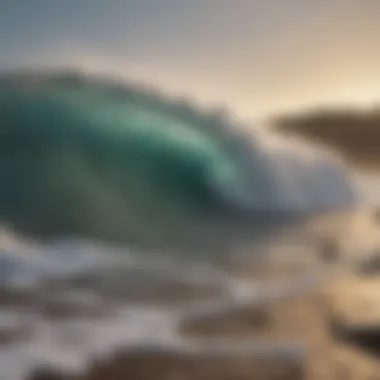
[0,70,357,249]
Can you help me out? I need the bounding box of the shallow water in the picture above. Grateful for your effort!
[0,211,364,379]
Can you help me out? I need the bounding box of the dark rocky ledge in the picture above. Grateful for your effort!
[29,343,305,380]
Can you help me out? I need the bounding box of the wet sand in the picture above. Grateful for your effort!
[24,267,380,380]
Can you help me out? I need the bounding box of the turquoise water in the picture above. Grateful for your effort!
[0,80,246,246]
[0,71,356,250]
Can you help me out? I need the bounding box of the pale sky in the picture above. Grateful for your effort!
[1,0,380,120]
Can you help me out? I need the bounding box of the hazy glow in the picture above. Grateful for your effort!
[1,0,380,119]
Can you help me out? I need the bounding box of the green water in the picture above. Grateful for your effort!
[0,77,259,248]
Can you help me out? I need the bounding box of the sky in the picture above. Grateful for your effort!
[1,0,380,120]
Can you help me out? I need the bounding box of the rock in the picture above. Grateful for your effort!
[28,366,75,380]
[0,286,35,308]
[27,343,305,380]
[47,272,223,306]
[121,280,222,306]
[180,303,271,338]
[86,344,304,380]
[0,311,31,345]
[37,291,108,320]
[318,239,340,263]
[327,277,380,355]
[373,209,380,224]
[356,255,380,276]
[330,316,380,356]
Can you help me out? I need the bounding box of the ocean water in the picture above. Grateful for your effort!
[0,71,372,378]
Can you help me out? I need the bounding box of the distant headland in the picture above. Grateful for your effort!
[273,105,380,168]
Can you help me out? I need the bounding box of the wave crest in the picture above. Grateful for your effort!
[0,70,357,247]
